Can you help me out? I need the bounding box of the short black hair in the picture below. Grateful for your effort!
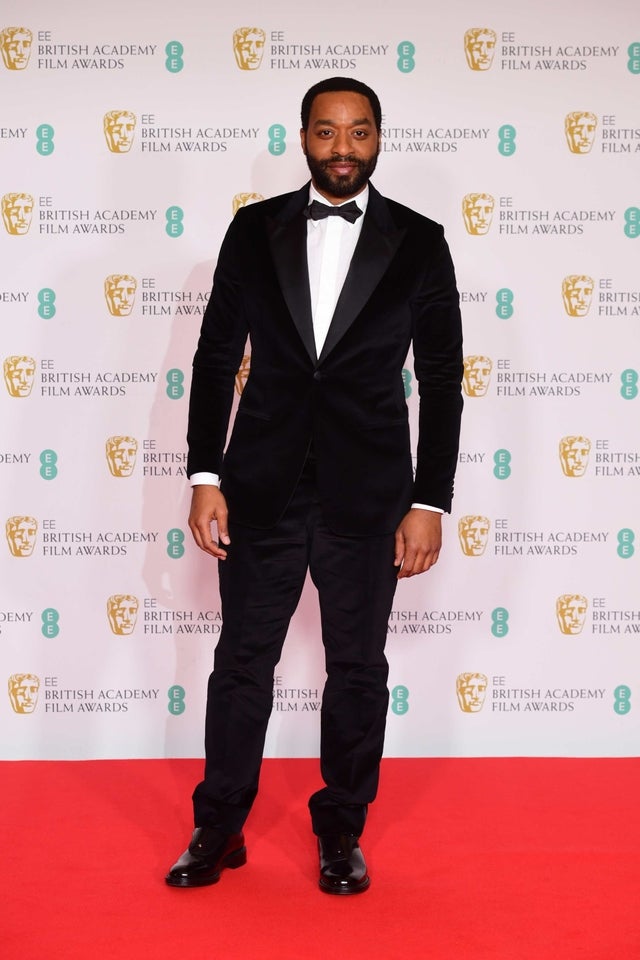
[300,77,382,131]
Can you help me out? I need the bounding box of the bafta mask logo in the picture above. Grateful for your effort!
[106,436,138,477]
[4,355,36,397]
[103,110,137,153]
[2,192,34,235]
[464,28,497,71]
[556,594,588,635]
[458,515,490,556]
[233,27,265,70]
[462,193,494,235]
[463,356,492,397]
[1,26,32,70]
[104,275,137,316]
[559,435,591,477]
[8,673,40,713]
[456,672,488,713]
[565,112,597,155]
[562,275,594,317]
[235,355,251,395]
[107,594,139,635]
[6,516,38,557]
[232,192,265,215]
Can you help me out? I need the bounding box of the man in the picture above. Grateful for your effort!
[166,77,463,894]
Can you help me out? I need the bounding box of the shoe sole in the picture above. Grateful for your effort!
[318,875,370,895]
[165,846,247,888]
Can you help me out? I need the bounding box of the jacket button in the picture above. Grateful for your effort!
[313,371,322,381]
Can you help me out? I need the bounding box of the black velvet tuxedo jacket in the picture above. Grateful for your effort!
[186,182,463,537]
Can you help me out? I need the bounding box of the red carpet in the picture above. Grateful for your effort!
[3,758,639,958]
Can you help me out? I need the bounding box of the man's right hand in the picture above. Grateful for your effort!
[188,486,231,559]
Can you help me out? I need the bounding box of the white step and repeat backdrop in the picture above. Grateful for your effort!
[2,0,639,760]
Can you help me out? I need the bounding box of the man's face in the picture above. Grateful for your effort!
[2,29,32,69]
[3,195,33,234]
[300,91,379,203]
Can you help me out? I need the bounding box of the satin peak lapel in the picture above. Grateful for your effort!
[266,189,317,364]
[318,193,406,363]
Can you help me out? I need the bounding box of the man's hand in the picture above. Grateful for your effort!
[394,509,442,578]
[188,486,231,559]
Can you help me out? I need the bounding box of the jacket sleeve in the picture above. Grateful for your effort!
[186,210,250,477]
[410,226,464,512]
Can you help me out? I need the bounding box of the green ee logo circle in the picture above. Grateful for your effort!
[36,124,55,156]
[496,288,514,319]
[617,529,635,559]
[40,449,58,480]
[165,206,184,238]
[166,368,184,399]
[41,608,60,638]
[493,449,511,479]
[168,685,186,714]
[391,685,409,715]
[268,125,286,156]
[402,368,412,399]
[397,41,415,73]
[628,42,640,74]
[623,207,640,238]
[498,125,516,157]
[38,288,56,319]
[613,685,631,715]
[491,607,509,638]
[167,528,185,559]
[165,41,184,73]
[620,369,638,399]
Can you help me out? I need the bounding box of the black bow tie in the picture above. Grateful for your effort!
[304,199,363,224]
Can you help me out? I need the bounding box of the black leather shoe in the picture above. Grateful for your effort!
[318,834,370,895]
[165,827,246,887]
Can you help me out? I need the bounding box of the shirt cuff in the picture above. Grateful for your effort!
[411,503,444,514]
[189,472,220,487]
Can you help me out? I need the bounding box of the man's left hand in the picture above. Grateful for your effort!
[394,509,442,578]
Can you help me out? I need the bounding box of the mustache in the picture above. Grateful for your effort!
[319,154,367,167]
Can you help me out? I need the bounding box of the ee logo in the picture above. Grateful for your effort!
[397,41,415,73]
[165,206,184,238]
[41,608,60,638]
[496,288,514,319]
[36,124,55,156]
[165,41,184,73]
[498,125,516,157]
[166,369,184,399]
[167,528,185,559]
[617,529,635,559]
[613,685,631,715]
[268,125,286,156]
[491,608,509,638]
[620,369,638,400]
[38,288,56,319]
[391,685,409,715]
[168,685,186,714]
[40,449,58,479]
[493,449,511,479]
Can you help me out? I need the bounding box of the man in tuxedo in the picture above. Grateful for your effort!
[166,77,463,894]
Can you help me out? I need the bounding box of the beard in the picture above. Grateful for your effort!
[304,149,378,199]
